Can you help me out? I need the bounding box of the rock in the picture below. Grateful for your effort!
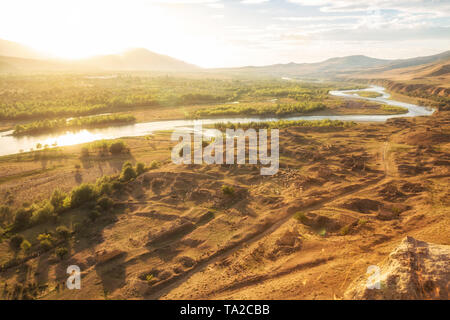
[345,236,449,300]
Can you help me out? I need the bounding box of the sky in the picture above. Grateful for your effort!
[0,0,449,68]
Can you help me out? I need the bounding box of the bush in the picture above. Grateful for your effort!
[97,196,114,212]
[9,234,24,251]
[98,182,112,195]
[120,165,136,182]
[55,247,68,260]
[40,239,53,250]
[13,208,32,231]
[56,226,71,240]
[136,162,146,175]
[222,185,235,196]
[149,160,160,170]
[70,184,97,208]
[109,141,127,155]
[50,189,67,213]
[37,233,54,250]
[20,239,31,253]
[33,202,54,224]
[111,181,124,191]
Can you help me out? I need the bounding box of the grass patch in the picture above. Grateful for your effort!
[380,105,408,114]
[351,91,382,98]
[214,119,356,130]
[13,114,136,136]
[190,102,326,118]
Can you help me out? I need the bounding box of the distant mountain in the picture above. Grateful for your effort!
[80,48,199,72]
[376,50,450,72]
[0,38,45,60]
[0,39,200,72]
[354,56,450,88]
[0,38,449,78]
[218,51,450,79]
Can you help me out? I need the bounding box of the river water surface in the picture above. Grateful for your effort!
[0,85,434,157]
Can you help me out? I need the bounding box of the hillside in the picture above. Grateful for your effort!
[0,39,46,60]
[80,48,199,72]
[355,57,450,86]
[216,51,450,79]
[0,40,199,73]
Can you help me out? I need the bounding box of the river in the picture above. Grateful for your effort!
[0,85,434,157]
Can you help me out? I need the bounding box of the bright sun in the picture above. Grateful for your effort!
[0,0,228,66]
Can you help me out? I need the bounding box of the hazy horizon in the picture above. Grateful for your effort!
[1,0,450,68]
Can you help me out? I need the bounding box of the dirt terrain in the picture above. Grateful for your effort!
[0,107,448,300]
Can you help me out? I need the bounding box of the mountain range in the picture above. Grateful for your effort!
[0,38,449,81]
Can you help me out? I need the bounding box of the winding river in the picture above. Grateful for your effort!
[0,85,434,157]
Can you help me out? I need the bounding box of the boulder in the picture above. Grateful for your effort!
[345,236,449,299]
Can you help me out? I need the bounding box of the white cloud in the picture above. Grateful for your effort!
[288,0,450,16]
[241,0,270,4]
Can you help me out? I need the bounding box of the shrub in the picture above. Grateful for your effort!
[120,165,136,182]
[358,218,368,226]
[98,182,112,195]
[55,247,68,260]
[56,226,71,240]
[50,189,67,213]
[33,202,54,224]
[9,234,24,251]
[111,181,124,191]
[20,239,31,253]
[109,141,127,155]
[40,239,53,250]
[97,196,114,212]
[13,208,32,231]
[70,184,97,208]
[37,233,54,250]
[149,160,160,170]
[222,185,235,196]
[136,162,146,175]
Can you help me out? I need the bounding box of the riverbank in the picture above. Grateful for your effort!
[0,86,434,157]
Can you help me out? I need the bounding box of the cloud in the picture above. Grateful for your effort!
[274,15,360,22]
[149,0,223,6]
[241,0,269,4]
[287,0,450,16]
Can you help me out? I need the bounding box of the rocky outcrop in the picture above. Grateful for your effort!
[345,236,449,299]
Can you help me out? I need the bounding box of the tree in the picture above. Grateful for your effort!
[50,189,67,213]
[13,208,32,231]
[56,226,71,240]
[109,141,127,155]
[70,184,97,208]
[136,162,146,175]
